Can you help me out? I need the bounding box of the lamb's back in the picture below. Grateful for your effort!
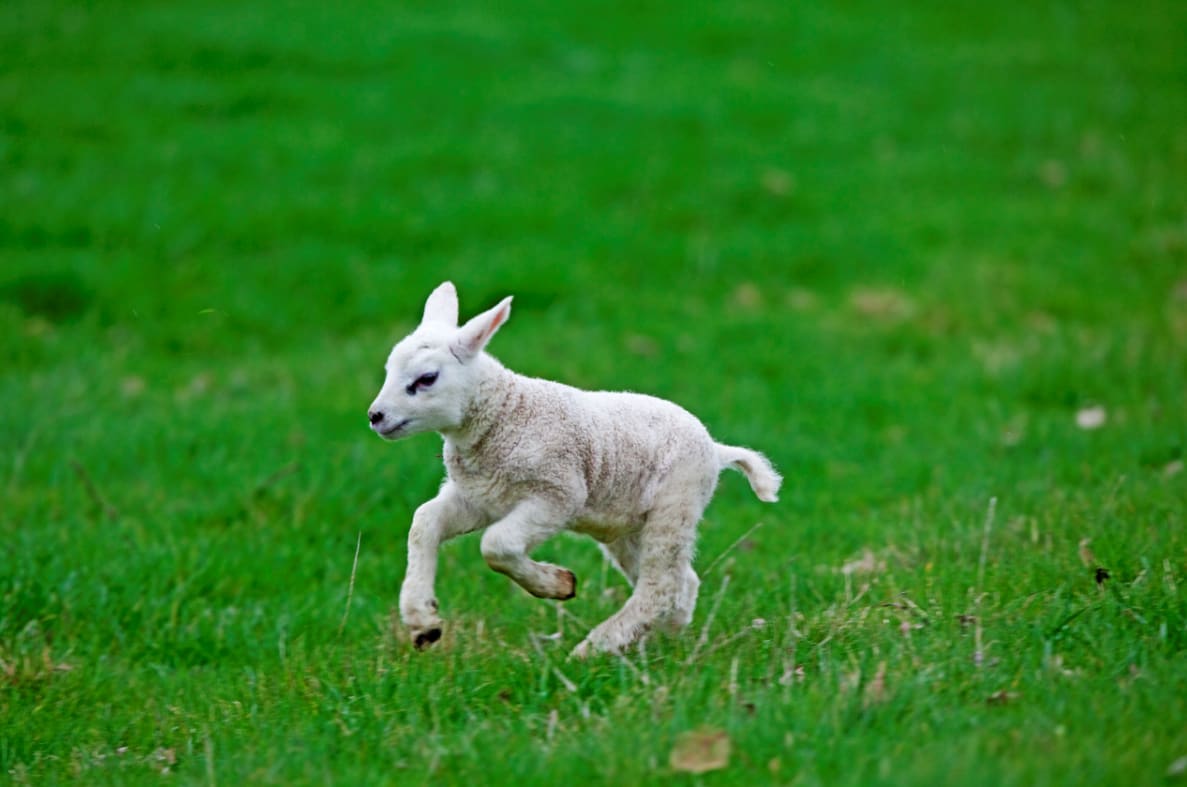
[569,387,717,521]
[453,372,718,527]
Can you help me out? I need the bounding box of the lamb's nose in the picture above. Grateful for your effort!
[368,409,385,425]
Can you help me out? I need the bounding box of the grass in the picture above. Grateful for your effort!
[2,0,1186,783]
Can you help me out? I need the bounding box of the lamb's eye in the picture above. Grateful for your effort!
[406,371,439,395]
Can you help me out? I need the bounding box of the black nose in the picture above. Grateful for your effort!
[368,409,385,425]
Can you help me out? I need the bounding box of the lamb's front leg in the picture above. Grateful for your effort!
[479,499,577,600]
[400,483,485,648]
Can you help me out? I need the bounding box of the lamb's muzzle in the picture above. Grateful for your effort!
[370,281,782,658]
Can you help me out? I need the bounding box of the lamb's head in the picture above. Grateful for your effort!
[368,281,512,441]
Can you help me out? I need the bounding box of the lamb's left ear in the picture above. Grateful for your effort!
[422,281,459,327]
[452,296,512,361]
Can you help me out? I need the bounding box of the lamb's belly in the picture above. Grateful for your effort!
[571,513,642,543]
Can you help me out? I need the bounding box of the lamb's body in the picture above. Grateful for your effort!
[368,282,780,657]
[446,363,717,534]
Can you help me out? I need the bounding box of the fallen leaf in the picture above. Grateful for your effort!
[785,288,817,312]
[1168,755,1187,778]
[849,288,914,322]
[625,334,659,358]
[120,376,146,398]
[1078,538,1096,567]
[1075,406,1107,430]
[1040,159,1067,189]
[1165,459,1184,478]
[669,727,731,774]
[761,168,795,197]
[731,282,762,310]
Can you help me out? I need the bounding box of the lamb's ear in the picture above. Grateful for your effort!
[422,281,459,327]
[452,296,512,361]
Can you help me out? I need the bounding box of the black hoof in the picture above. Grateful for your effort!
[414,627,442,649]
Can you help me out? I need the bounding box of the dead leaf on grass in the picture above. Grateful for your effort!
[731,282,762,310]
[761,168,796,197]
[849,287,914,323]
[785,288,817,312]
[1040,159,1067,189]
[669,727,731,774]
[1075,406,1107,430]
[1168,755,1187,779]
[120,376,146,398]
[625,334,659,358]
[1078,538,1097,567]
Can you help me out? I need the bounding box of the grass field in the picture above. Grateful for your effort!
[3,0,1186,783]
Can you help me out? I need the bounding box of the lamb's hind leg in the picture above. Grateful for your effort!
[661,565,700,632]
[480,499,577,600]
[601,532,697,631]
[572,503,700,658]
[599,531,643,586]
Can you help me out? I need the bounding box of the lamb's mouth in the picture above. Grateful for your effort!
[379,418,413,438]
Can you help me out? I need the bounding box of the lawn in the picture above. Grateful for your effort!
[2,0,1186,783]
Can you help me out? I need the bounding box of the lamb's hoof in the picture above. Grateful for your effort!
[413,627,442,649]
[559,570,577,600]
[569,640,592,661]
[529,569,577,600]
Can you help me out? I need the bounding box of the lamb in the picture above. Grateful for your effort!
[367,281,781,658]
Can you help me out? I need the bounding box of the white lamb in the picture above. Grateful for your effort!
[367,282,781,658]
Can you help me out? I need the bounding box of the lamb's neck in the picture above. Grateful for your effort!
[441,356,521,457]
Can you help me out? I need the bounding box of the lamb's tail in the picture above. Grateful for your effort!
[716,444,782,503]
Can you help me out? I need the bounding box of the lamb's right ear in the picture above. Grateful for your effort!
[422,281,459,327]
[452,296,512,362]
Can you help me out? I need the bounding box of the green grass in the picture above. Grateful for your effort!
[2,0,1186,783]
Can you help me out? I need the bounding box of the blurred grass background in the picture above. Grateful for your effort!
[2,0,1186,784]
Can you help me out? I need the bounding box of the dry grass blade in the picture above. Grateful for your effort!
[251,460,300,496]
[684,574,731,667]
[529,633,578,693]
[337,532,362,638]
[69,459,118,520]
[977,496,997,590]
[702,521,765,577]
[974,497,997,667]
